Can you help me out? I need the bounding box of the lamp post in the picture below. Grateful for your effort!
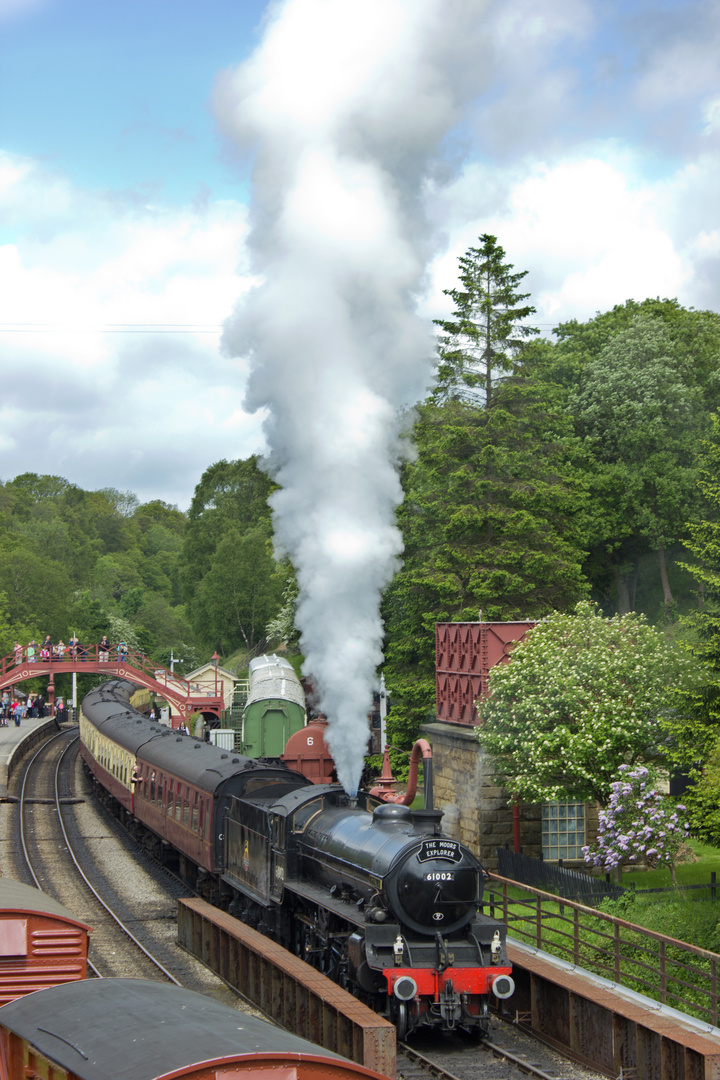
[72,629,77,722]
[379,673,388,752]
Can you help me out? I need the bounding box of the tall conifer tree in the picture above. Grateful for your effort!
[382,238,587,749]
[434,234,539,405]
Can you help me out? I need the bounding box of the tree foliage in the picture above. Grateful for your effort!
[569,314,711,614]
[0,473,198,677]
[433,234,538,405]
[582,765,690,885]
[194,523,283,652]
[546,299,720,617]
[383,350,589,749]
[181,456,280,651]
[477,602,695,805]
[663,414,720,776]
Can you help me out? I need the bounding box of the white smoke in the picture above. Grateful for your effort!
[217,0,490,795]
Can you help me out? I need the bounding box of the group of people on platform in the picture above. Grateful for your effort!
[13,636,128,665]
[0,691,68,727]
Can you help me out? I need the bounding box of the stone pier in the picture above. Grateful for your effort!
[421,720,542,870]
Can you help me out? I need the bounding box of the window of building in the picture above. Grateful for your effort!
[542,802,586,860]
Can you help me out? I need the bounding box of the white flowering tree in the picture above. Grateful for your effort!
[583,765,690,885]
[477,602,696,806]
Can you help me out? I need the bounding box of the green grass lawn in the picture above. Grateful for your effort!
[593,839,720,955]
[620,838,720,892]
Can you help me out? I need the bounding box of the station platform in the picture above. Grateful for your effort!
[0,715,64,800]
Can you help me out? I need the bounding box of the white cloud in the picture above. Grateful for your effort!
[423,144,718,329]
[0,153,262,507]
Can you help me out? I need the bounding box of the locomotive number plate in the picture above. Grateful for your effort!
[418,839,462,863]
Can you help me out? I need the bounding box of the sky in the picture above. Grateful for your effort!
[1,0,719,510]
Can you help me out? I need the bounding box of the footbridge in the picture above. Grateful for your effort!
[0,646,225,721]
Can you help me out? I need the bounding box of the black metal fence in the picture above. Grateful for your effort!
[496,847,626,904]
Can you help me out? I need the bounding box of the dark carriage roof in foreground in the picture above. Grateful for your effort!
[0,978,347,1080]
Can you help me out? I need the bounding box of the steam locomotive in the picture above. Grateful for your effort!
[80,680,514,1039]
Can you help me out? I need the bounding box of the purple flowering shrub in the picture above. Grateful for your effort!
[582,765,691,886]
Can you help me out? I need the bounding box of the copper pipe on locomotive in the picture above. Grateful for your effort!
[369,739,434,808]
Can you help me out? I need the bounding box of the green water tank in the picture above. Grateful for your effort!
[241,654,306,758]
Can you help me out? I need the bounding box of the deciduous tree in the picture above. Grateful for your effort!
[194,522,283,652]
[663,415,720,787]
[478,602,696,805]
[569,314,709,616]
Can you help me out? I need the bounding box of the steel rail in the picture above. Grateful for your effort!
[53,735,183,986]
[18,727,75,890]
[400,1038,564,1080]
[18,728,103,978]
[18,728,182,986]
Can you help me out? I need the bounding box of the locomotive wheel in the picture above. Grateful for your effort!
[394,1002,408,1041]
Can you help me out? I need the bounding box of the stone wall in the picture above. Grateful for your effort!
[421,720,542,870]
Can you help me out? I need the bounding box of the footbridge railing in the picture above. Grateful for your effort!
[0,646,225,721]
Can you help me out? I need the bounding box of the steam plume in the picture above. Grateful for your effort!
[217,0,487,795]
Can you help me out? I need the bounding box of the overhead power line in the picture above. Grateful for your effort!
[0,322,223,334]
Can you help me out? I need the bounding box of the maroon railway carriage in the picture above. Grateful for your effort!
[80,681,310,876]
[0,880,91,1007]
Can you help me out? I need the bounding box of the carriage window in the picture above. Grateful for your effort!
[175,789,183,820]
[150,773,156,803]
[166,779,173,812]
[192,795,199,832]
[183,794,191,826]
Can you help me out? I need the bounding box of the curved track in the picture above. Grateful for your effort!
[15,734,191,989]
[8,727,604,1078]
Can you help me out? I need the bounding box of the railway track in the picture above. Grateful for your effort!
[16,729,181,982]
[398,1037,578,1080]
[9,730,246,1005]
[7,728,604,1079]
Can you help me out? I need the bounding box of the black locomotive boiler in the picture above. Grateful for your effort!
[80,681,514,1038]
